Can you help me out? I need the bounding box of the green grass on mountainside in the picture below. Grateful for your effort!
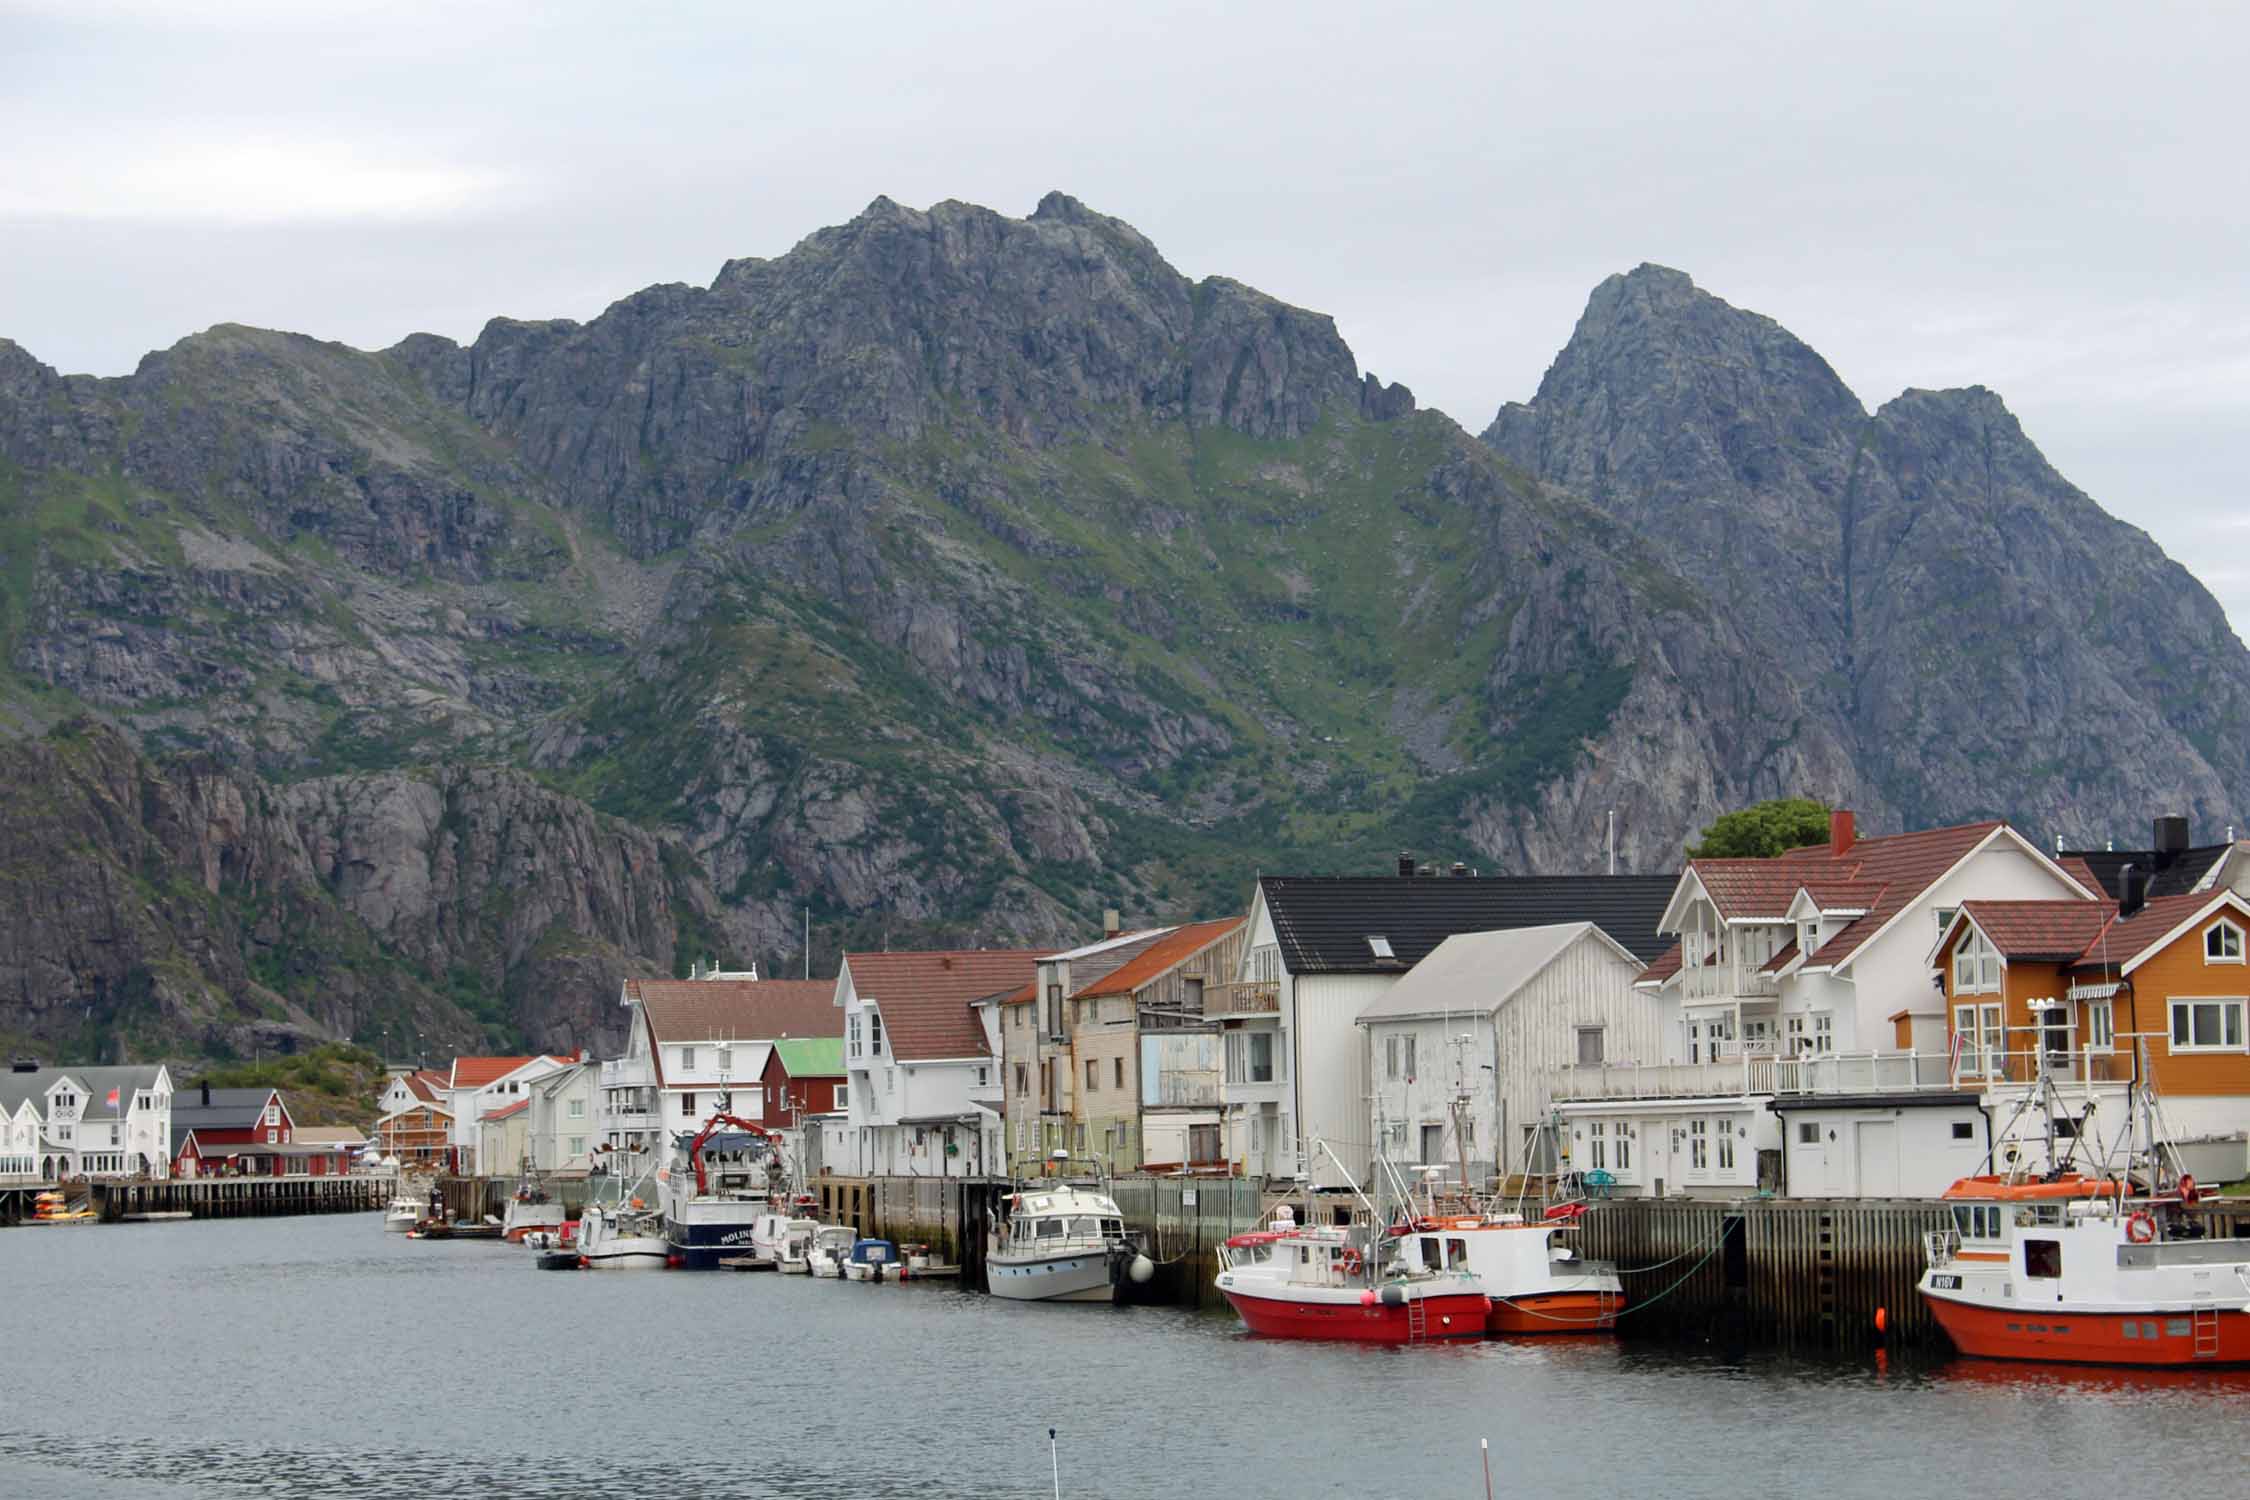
[186,1042,387,1127]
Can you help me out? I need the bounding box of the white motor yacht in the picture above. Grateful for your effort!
[988,1183,1152,1303]
[382,1194,423,1234]
[806,1224,856,1278]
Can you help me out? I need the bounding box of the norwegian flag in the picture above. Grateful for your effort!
[105,1086,120,1110]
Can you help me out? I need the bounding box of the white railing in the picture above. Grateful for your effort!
[1553,1045,2136,1103]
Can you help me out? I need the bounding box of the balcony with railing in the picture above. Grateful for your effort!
[1204,980,1281,1020]
[1553,1044,2135,1104]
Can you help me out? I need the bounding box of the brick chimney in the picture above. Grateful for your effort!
[1829,809,1856,858]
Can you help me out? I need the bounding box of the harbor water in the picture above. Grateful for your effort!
[2,1213,2242,1498]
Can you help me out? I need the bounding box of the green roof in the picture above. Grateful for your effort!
[772,1037,845,1078]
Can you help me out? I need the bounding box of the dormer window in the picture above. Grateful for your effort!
[2206,921,2244,964]
[1952,930,2002,994]
[1368,936,1395,961]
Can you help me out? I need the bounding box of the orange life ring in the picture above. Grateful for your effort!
[2125,1211,2156,1245]
[1339,1248,1363,1275]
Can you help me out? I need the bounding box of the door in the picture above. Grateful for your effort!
[1420,1124,1444,1164]
[1854,1121,1899,1199]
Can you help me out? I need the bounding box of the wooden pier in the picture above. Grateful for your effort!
[85,1175,388,1222]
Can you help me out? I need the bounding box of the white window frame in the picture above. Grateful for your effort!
[1952,930,2002,994]
[1717,1122,1736,1172]
[1688,1118,1709,1172]
[2206,921,2245,965]
[2169,997,2247,1054]
[679,1046,696,1071]
[1587,1120,1606,1171]
[1811,1013,1834,1054]
[2086,1000,2115,1051]
[834,1082,849,1111]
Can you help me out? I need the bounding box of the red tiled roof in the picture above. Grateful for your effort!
[450,1056,543,1090]
[1758,940,1799,975]
[1782,822,2010,969]
[996,980,1037,1008]
[1076,918,1244,999]
[1684,861,1817,920]
[845,950,1045,1061]
[2055,855,2106,899]
[480,1098,530,1122]
[403,1070,448,1104]
[2072,891,2238,969]
[1957,899,2120,961]
[628,978,841,1044]
[1636,943,1683,986]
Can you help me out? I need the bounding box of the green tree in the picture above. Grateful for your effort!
[1687,797,1832,859]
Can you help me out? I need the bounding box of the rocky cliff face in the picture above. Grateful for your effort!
[2,203,2243,1062]
[0,721,739,1060]
[1484,264,2250,834]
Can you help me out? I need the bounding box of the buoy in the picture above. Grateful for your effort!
[1128,1253,1155,1284]
[1359,1289,1377,1307]
[1874,1306,1888,1336]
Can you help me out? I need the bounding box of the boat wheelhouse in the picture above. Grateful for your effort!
[1918,1175,2250,1365]
[1385,1209,1624,1335]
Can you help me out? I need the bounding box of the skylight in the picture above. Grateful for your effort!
[1368,936,1395,960]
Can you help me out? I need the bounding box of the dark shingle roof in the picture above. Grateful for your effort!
[2064,846,2232,901]
[1258,874,1678,971]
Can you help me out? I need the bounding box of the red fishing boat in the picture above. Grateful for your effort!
[1215,1206,1490,1344]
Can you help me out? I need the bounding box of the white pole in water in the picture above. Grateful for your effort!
[1049,1428,1061,1500]
[1481,1438,1493,1500]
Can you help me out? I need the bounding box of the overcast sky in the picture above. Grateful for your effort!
[4,1,2244,631]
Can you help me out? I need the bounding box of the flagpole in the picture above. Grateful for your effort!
[1049,1428,1060,1500]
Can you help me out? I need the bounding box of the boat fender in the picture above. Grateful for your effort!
[2125,1211,2157,1245]
[1359,1289,1377,1307]
[1378,1284,1407,1307]
[1129,1253,1154,1284]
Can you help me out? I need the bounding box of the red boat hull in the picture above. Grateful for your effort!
[1925,1294,2250,1366]
[1487,1290,1622,1336]
[1223,1288,1490,1344]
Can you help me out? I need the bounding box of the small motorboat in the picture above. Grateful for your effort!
[806,1224,856,1278]
[775,1220,821,1274]
[383,1195,425,1234]
[752,1209,822,1265]
[578,1172,669,1270]
[843,1237,896,1282]
[500,1175,567,1244]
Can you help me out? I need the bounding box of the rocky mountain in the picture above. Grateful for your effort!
[1,198,2242,1061]
[1484,264,2250,833]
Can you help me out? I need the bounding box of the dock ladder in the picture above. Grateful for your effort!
[1405,1296,1428,1344]
[2191,1301,2220,1359]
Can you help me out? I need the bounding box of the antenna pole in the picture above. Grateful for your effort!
[1050,1428,1060,1500]
[1607,810,1616,876]
[1482,1438,1494,1500]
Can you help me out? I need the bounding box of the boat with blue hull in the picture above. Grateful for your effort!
[661,1110,790,1269]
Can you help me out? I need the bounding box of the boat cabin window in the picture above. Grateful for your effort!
[2022,1239,2062,1279]
[1034,1218,1064,1238]
[1413,1235,1442,1271]
[1102,1218,1123,1235]
[1070,1216,1101,1237]
[1444,1237,1468,1268]
[2015,1204,2063,1227]
[1950,1204,2004,1240]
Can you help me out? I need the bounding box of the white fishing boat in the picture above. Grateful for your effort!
[500,1172,566,1244]
[806,1224,856,1278]
[579,1198,669,1269]
[987,1182,1153,1303]
[382,1195,424,1234]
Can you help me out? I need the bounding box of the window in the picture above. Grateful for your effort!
[1576,1027,1605,1066]
[1045,983,1065,1039]
[1786,1015,1807,1056]
[848,1013,862,1058]
[1014,1062,1027,1094]
[1799,919,1818,955]
[1933,907,1958,942]
[1226,1030,1277,1085]
[868,1011,885,1055]
[1955,1002,2004,1077]
[1613,1125,1631,1171]
[567,1099,584,1118]
[1952,930,2002,994]
[2206,922,2244,963]
[2170,998,2247,1053]
[1112,1057,1125,1090]
[2023,1239,2062,1279]
[1421,1123,1445,1163]
[264,1103,280,1126]
[1951,1122,1975,1141]
[1086,1059,1099,1092]
[1588,1120,1607,1170]
[679,1047,696,1071]
[1717,1124,1735,1172]
[1368,936,1395,960]
[1689,1118,1709,1170]
[567,1136,586,1157]
[680,1092,696,1117]
[2086,1000,2115,1051]
[834,1083,849,1110]
[1812,1014,1834,1054]
[975,1064,990,1088]
[1797,1121,1819,1146]
[265,1129,276,1144]
[1385,1033,1418,1081]
[716,1047,732,1075]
